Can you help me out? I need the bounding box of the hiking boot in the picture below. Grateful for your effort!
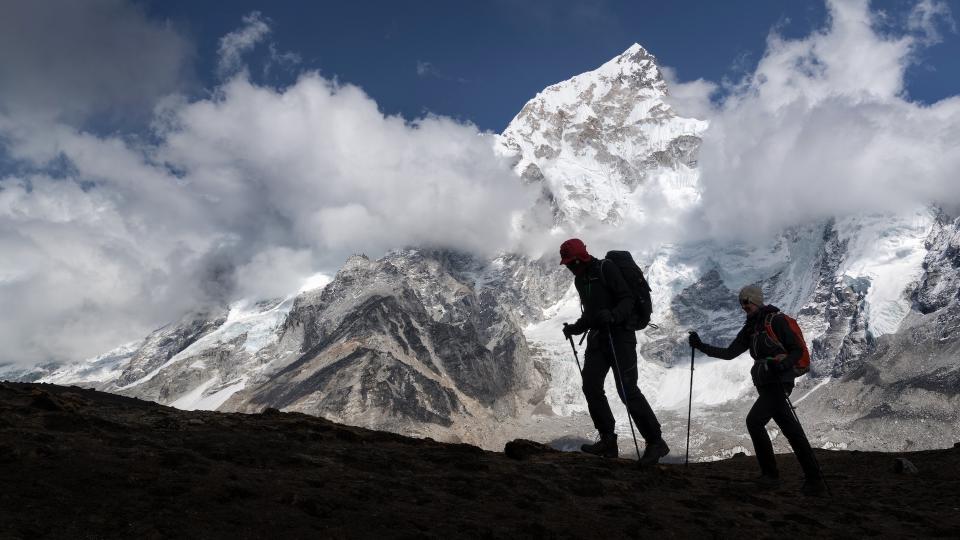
[581,433,618,458]
[638,439,670,467]
[801,476,827,497]
[754,474,782,489]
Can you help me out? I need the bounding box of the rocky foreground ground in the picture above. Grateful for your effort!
[2,382,959,539]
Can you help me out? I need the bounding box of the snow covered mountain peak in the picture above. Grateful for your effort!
[498,43,706,227]
[592,42,665,91]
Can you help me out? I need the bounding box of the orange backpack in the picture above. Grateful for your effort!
[764,313,811,376]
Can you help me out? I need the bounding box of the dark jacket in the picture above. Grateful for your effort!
[567,257,636,342]
[696,305,803,386]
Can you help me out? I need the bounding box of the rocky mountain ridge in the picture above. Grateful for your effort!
[7,44,960,457]
[497,43,706,226]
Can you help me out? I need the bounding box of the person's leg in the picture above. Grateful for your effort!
[746,386,780,477]
[581,342,614,436]
[607,338,662,443]
[606,333,668,466]
[771,384,820,479]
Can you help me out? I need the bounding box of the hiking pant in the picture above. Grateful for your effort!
[747,383,820,479]
[581,329,662,444]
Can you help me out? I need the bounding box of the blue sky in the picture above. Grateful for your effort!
[143,0,959,132]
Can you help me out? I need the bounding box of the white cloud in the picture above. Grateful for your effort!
[908,0,957,45]
[0,42,534,367]
[235,247,314,300]
[157,75,532,258]
[0,173,207,366]
[667,0,960,242]
[265,43,303,78]
[217,11,272,77]
[661,67,718,121]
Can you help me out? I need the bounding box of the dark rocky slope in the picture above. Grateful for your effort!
[2,383,958,539]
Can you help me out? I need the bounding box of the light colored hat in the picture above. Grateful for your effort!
[738,285,764,306]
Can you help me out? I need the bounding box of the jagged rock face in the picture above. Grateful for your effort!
[913,212,960,314]
[663,215,930,381]
[20,248,564,448]
[121,332,251,404]
[643,268,740,366]
[88,298,290,408]
[717,213,959,453]
[115,309,229,387]
[478,253,569,327]
[672,269,738,330]
[498,43,707,226]
[792,222,873,377]
[220,250,545,443]
[802,298,960,452]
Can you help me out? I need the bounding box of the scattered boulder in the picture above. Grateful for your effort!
[504,439,558,460]
[893,457,918,474]
[954,442,960,449]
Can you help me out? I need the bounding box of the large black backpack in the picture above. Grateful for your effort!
[602,250,653,330]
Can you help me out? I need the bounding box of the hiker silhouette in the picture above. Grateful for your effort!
[560,238,668,466]
[688,285,827,496]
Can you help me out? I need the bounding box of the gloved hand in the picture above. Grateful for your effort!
[595,309,614,325]
[688,331,703,350]
[562,324,576,339]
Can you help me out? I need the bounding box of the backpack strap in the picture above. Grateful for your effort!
[583,259,603,301]
[579,260,605,312]
[763,312,787,354]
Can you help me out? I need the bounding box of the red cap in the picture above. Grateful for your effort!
[559,238,590,265]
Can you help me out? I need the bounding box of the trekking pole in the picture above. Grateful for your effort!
[685,344,695,466]
[563,324,583,376]
[605,327,642,461]
[780,383,833,498]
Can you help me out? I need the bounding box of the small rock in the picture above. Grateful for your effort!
[733,452,747,458]
[893,457,918,474]
[261,407,282,416]
[953,441,960,449]
[504,439,557,460]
